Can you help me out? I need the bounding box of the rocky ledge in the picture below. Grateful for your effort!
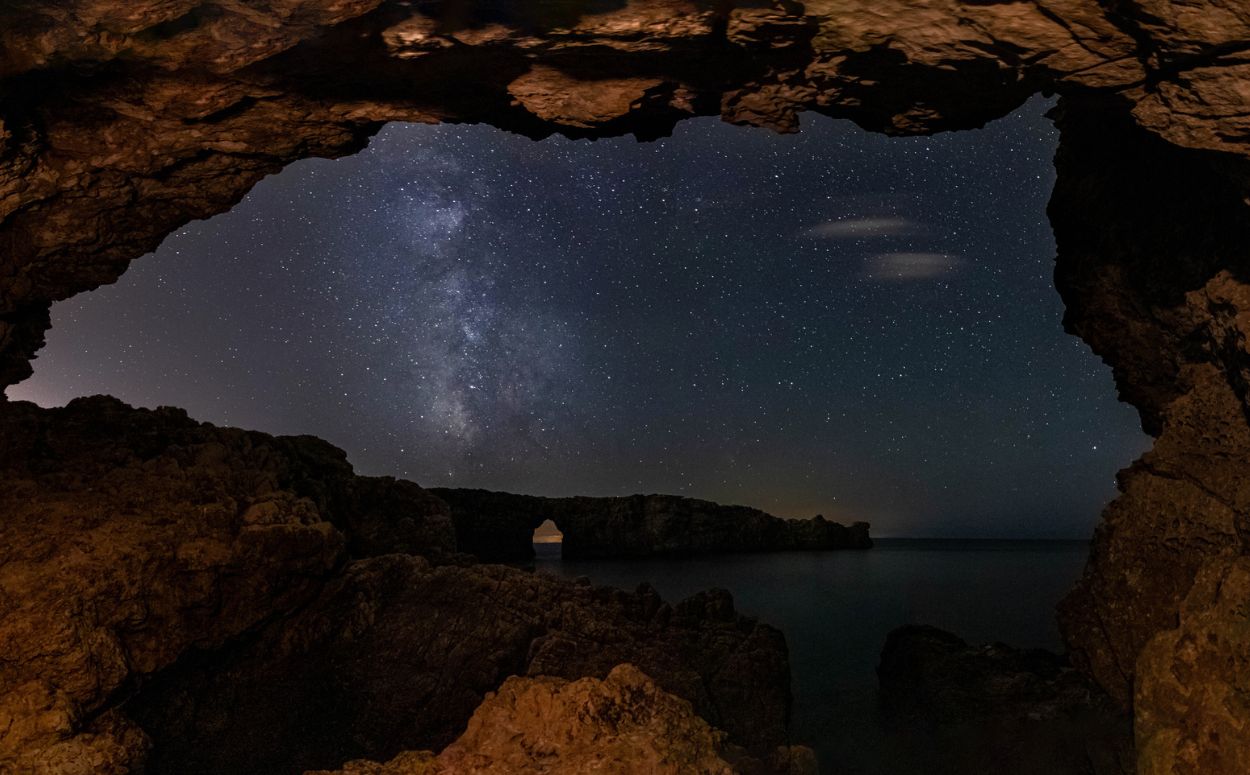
[0,396,796,774]
[432,487,870,562]
[877,625,1133,775]
[307,664,817,775]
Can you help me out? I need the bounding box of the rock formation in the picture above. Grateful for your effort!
[432,487,871,561]
[877,625,1133,775]
[0,396,792,774]
[306,664,818,775]
[1134,558,1250,775]
[4,1,1250,772]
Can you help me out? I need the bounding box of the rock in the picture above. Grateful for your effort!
[0,394,360,774]
[879,625,1121,723]
[1135,558,1250,775]
[431,487,871,561]
[0,0,1241,389]
[877,625,1134,775]
[128,558,793,774]
[346,476,456,559]
[1049,97,1250,713]
[0,397,793,774]
[306,664,817,775]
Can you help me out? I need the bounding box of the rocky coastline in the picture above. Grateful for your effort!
[432,487,871,562]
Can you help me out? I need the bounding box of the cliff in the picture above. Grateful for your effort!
[431,487,871,561]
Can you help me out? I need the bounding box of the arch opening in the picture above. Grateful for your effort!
[532,518,564,559]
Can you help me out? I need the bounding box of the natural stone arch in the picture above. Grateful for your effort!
[532,518,565,546]
[431,489,872,560]
[4,1,1250,770]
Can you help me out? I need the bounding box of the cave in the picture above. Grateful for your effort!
[3,1,1250,774]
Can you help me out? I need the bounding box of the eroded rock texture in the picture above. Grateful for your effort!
[1050,92,1250,684]
[0,0,1245,391]
[307,664,817,775]
[0,397,792,774]
[130,560,791,774]
[0,394,450,773]
[1135,558,1250,775]
[4,1,1250,773]
[432,487,871,561]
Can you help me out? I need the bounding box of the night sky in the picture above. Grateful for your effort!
[7,96,1150,538]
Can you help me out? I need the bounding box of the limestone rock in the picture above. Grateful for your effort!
[308,664,817,775]
[1136,558,1250,775]
[0,395,360,773]
[1050,97,1250,709]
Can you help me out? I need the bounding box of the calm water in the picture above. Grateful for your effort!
[533,539,1090,774]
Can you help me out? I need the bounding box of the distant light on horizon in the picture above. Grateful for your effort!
[533,519,564,544]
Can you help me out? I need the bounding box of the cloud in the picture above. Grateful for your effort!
[861,252,964,281]
[802,216,925,239]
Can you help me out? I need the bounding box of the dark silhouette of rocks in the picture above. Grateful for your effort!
[1049,99,1250,723]
[0,396,792,774]
[432,487,871,561]
[3,1,1250,771]
[877,625,1133,775]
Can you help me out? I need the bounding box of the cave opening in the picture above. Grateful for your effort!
[5,98,1152,774]
[6,96,1148,540]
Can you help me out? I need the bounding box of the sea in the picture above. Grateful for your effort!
[532,538,1091,774]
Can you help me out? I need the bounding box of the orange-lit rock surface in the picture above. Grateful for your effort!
[308,664,817,775]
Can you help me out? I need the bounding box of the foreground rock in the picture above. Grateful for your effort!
[433,487,870,562]
[0,397,793,774]
[130,558,792,774]
[307,664,817,775]
[877,625,1133,775]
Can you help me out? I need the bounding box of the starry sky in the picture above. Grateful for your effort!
[7,96,1151,538]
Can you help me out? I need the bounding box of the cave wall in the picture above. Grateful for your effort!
[1051,95,1250,702]
[4,1,1250,772]
[1048,95,1250,767]
[0,0,1194,388]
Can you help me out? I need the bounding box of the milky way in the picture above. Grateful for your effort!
[8,96,1151,537]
